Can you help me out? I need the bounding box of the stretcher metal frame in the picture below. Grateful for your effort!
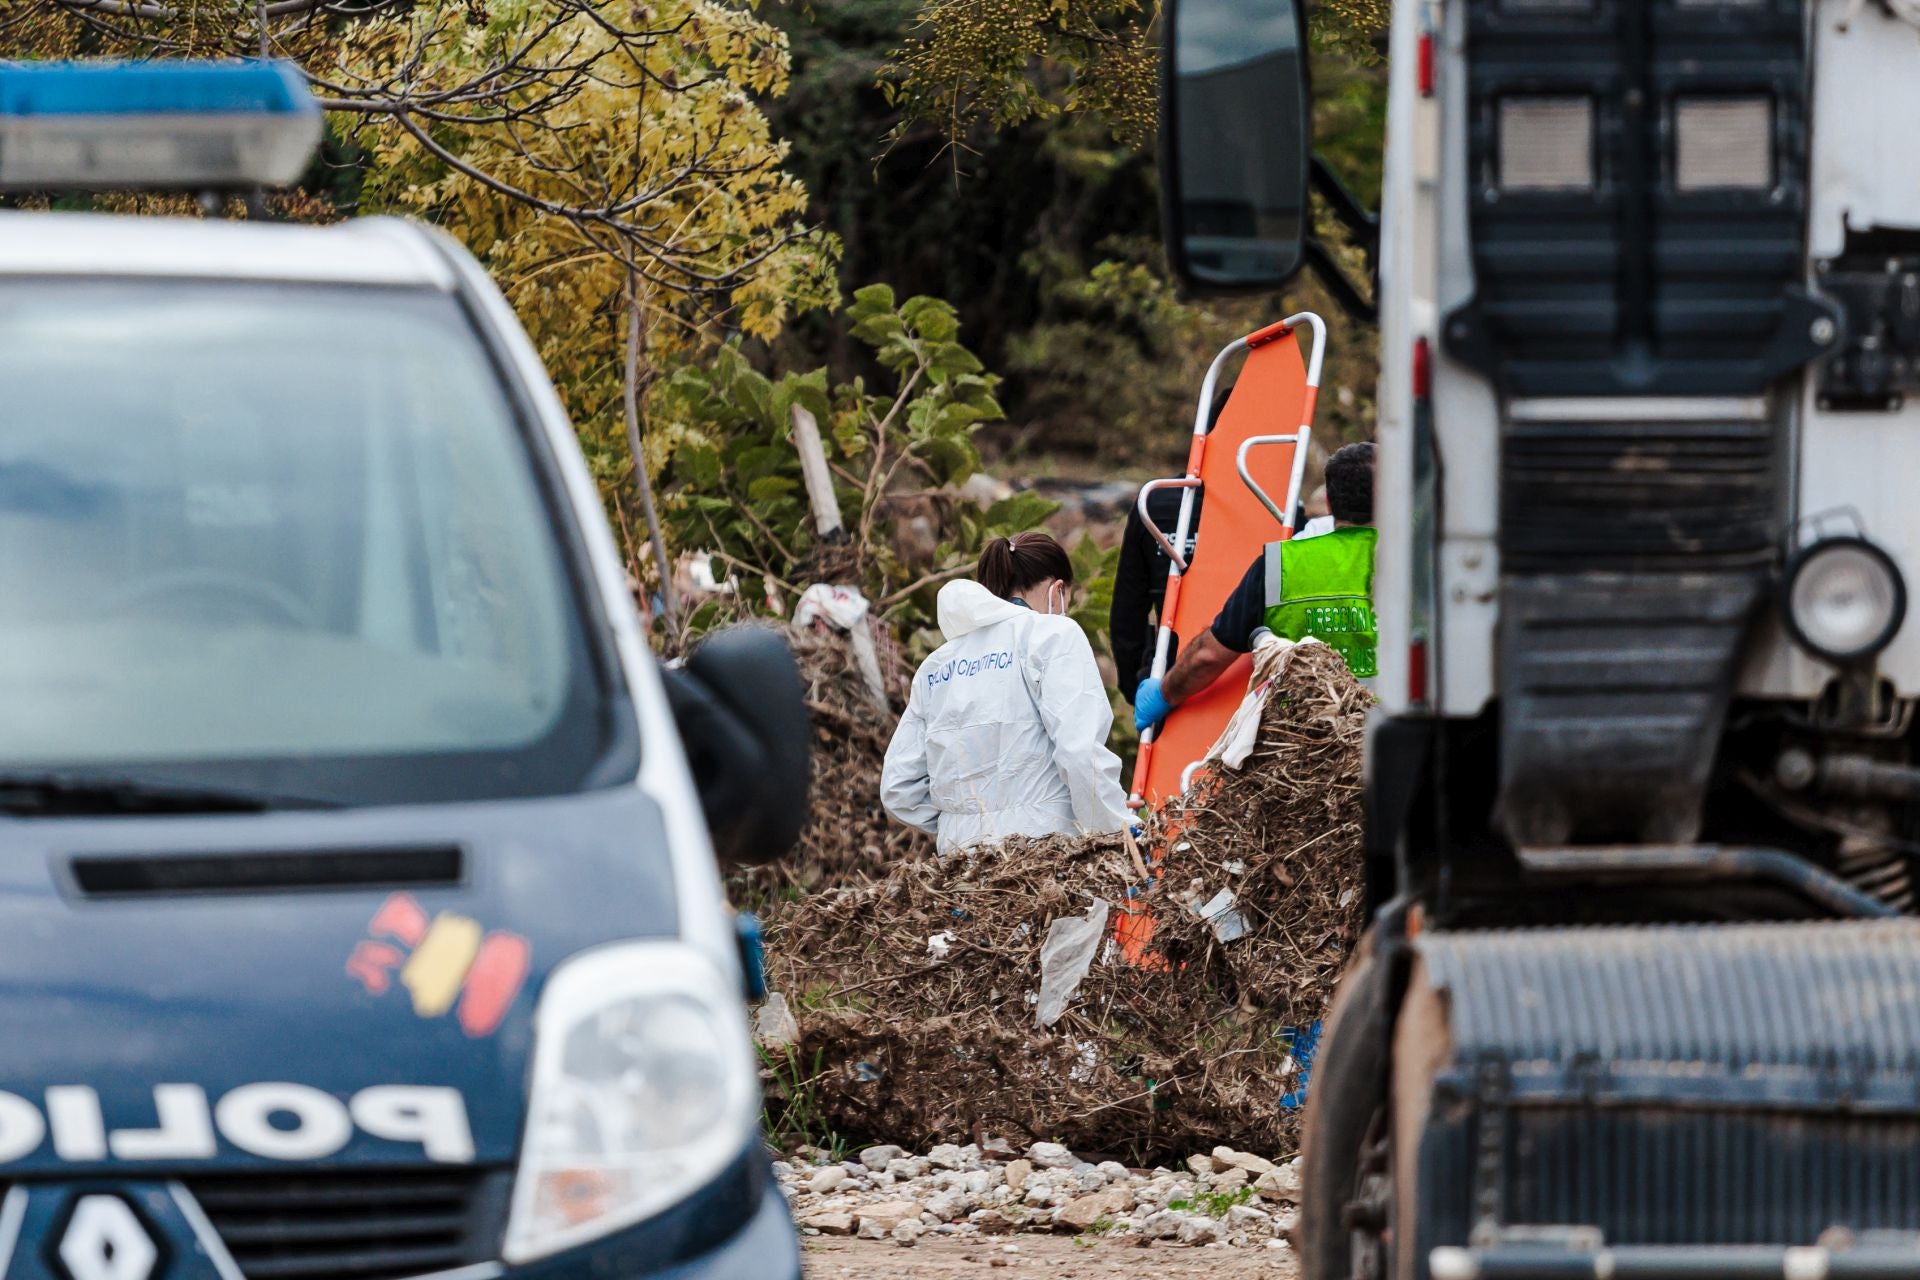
[1128,312,1327,807]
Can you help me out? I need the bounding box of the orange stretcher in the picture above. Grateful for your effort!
[1127,312,1326,808]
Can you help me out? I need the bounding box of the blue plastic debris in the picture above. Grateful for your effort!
[1279,1019,1322,1109]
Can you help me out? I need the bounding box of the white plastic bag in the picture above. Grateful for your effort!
[1208,634,1328,771]
[752,992,801,1048]
[792,582,871,632]
[1034,898,1110,1028]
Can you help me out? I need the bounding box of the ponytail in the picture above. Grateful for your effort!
[978,531,1073,598]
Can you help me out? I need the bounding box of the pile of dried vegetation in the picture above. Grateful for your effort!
[732,624,930,902]
[758,640,1369,1164]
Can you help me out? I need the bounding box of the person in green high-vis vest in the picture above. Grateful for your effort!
[1134,442,1376,734]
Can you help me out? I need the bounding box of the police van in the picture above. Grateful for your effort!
[0,61,807,1280]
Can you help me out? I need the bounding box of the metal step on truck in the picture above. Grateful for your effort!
[1156,1,1920,1278]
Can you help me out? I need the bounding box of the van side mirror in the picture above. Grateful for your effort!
[663,628,811,867]
[1160,0,1311,294]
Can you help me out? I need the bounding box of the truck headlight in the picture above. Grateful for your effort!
[1783,536,1907,665]
[502,942,760,1263]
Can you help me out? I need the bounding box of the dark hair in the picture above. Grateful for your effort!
[978,531,1074,598]
[1324,442,1376,525]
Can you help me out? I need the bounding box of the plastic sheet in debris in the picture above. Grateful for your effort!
[1034,898,1110,1027]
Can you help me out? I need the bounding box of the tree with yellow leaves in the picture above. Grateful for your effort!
[9,0,839,619]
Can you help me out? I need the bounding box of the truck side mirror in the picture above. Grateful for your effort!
[663,629,811,867]
[1160,0,1311,294]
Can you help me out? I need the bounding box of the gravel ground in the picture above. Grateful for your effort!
[777,1139,1304,1255]
[805,1233,1301,1278]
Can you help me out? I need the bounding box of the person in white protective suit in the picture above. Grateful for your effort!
[882,531,1135,854]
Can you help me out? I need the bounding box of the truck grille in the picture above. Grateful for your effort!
[1411,924,1920,1253]
[184,1169,507,1280]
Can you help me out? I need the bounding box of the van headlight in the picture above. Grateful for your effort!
[1783,536,1907,665]
[502,942,760,1263]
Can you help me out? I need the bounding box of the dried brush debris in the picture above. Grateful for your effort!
[732,624,931,902]
[759,640,1369,1164]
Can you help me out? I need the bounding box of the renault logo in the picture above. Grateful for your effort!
[57,1195,158,1280]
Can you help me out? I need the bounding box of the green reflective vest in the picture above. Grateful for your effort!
[1261,525,1378,678]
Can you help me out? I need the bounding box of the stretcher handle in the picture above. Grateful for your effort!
[1235,434,1303,532]
[1136,477,1202,573]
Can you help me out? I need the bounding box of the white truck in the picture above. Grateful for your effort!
[1159,2,1920,1278]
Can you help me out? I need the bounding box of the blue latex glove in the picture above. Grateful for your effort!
[1134,677,1172,734]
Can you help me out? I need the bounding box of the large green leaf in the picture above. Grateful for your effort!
[747,475,800,503]
[984,491,1061,533]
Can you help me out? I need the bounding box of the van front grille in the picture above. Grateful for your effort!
[184,1169,506,1280]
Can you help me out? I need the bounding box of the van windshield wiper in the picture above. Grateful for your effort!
[0,771,335,815]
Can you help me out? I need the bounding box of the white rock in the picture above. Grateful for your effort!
[964,1169,992,1195]
[1028,1141,1075,1168]
[1096,1161,1131,1184]
[1178,1215,1222,1245]
[856,1200,923,1233]
[859,1144,905,1172]
[1140,1210,1185,1240]
[1212,1167,1250,1191]
[1211,1146,1278,1177]
[1187,1153,1216,1176]
[1268,1237,1292,1251]
[893,1157,930,1179]
[1225,1205,1271,1230]
[924,1191,968,1222]
[1003,1159,1033,1193]
[809,1165,850,1195]
[1074,1166,1107,1191]
[927,1144,968,1170]
[892,1219,925,1246]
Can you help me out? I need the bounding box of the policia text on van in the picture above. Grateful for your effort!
[0,61,808,1280]
[1157,2,1920,1280]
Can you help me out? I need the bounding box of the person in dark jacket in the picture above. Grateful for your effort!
[1110,485,1202,705]
[1109,392,1230,704]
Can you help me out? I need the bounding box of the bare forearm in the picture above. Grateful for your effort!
[1161,630,1239,705]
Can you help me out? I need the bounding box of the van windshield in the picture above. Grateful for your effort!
[0,281,617,808]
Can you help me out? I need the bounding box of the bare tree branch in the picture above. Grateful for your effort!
[47,0,174,21]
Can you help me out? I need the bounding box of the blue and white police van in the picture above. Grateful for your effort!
[0,61,807,1280]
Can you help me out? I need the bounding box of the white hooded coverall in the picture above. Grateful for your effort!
[881,579,1134,854]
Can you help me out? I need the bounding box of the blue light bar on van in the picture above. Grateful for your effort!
[0,61,321,191]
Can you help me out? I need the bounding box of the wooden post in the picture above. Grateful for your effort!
[791,404,843,538]
[791,405,888,710]
[625,272,678,630]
